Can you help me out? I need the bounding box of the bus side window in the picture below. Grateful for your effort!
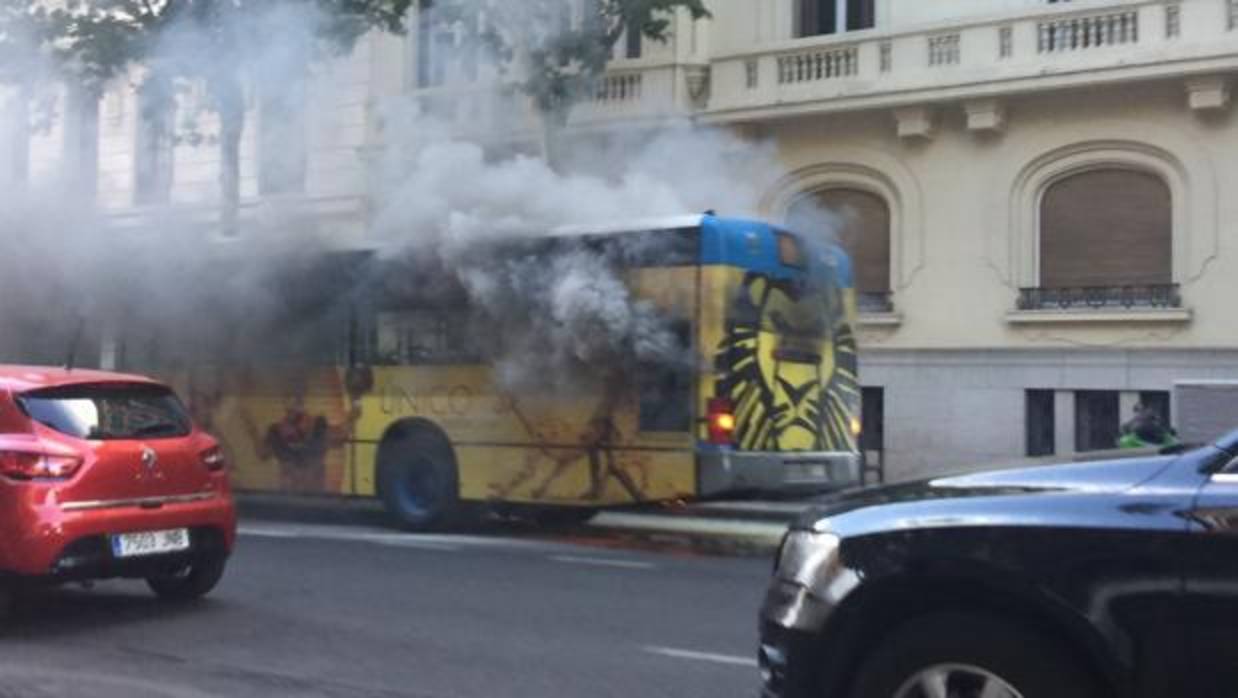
[373,308,479,365]
[636,320,692,432]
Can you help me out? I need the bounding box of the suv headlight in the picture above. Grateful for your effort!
[775,529,844,589]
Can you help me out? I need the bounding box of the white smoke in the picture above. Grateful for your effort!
[0,3,801,389]
[365,105,787,389]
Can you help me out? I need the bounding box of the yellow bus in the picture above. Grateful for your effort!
[171,214,861,527]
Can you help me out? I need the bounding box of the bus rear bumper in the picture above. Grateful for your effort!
[697,450,861,497]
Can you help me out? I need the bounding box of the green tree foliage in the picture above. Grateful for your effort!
[0,3,63,89]
[2,0,412,229]
[435,0,709,123]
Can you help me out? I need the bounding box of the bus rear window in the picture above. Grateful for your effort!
[19,384,192,440]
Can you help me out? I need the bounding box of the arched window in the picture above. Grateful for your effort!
[788,187,891,309]
[1039,169,1172,288]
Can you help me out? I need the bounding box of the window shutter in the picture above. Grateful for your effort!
[787,188,891,295]
[1040,169,1172,288]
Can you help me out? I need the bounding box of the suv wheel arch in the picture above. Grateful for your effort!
[813,573,1123,698]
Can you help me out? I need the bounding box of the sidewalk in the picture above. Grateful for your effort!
[235,492,810,556]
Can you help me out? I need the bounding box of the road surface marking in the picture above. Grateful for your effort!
[642,646,758,667]
[549,555,655,570]
[375,539,460,552]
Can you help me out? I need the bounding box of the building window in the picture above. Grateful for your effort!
[624,27,642,59]
[1026,390,1056,456]
[999,26,1013,58]
[1039,168,1171,289]
[787,187,892,312]
[796,0,875,38]
[928,33,961,66]
[1,90,29,187]
[258,82,307,196]
[860,386,884,453]
[879,41,892,72]
[416,0,446,88]
[134,83,174,205]
[745,59,759,88]
[1138,391,1171,426]
[1115,390,1176,445]
[1076,390,1119,452]
[1165,3,1180,38]
[63,88,100,198]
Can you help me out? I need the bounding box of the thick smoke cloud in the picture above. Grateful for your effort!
[0,2,803,392]
[366,114,787,390]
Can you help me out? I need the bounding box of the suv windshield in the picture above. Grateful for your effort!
[18,383,192,440]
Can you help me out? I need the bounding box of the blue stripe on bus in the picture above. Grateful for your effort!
[699,215,854,290]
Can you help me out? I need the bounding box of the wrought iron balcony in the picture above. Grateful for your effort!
[858,291,895,314]
[1016,284,1182,311]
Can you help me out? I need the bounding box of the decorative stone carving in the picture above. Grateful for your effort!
[1186,76,1231,112]
[894,106,935,140]
[685,65,711,110]
[965,99,1007,133]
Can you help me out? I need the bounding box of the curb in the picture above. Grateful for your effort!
[237,492,792,556]
[236,492,390,528]
[587,512,787,556]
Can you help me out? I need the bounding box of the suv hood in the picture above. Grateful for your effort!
[794,454,1181,534]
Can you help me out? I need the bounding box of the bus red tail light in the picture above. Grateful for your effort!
[0,451,82,480]
[707,398,736,445]
[200,445,226,472]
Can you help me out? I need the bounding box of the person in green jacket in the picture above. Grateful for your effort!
[1117,402,1179,449]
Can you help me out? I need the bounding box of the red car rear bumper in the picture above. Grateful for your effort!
[0,482,236,577]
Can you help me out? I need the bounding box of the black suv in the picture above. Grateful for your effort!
[759,429,1238,698]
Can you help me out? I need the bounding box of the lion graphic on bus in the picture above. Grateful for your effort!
[715,272,859,453]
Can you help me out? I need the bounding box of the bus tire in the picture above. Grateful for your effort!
[377,427,460,530]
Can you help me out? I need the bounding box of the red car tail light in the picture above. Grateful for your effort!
[200,445,226,472]
[707,398,736,446]
[0,451,82,481]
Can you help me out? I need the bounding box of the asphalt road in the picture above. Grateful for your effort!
[0,521,772,698]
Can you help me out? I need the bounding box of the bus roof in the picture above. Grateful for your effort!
[350,213,853,287]
[548,214,707,237]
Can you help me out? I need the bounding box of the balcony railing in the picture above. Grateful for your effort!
[594,72,643,102]
[927,33,961,66]
[708,0,1238,119]
[1016,284,1182,311]
[858,291,895,314]
[777,45,858,84]
[396,60,704,139]
[1038,9,1139,53]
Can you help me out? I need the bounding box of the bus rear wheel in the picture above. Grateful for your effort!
[377,429,460,530]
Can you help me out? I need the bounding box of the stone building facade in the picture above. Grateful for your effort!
[5,0,1237,480]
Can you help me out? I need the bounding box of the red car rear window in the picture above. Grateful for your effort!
[17,383,192,440]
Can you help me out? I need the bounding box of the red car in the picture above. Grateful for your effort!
[0,366,236,614]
